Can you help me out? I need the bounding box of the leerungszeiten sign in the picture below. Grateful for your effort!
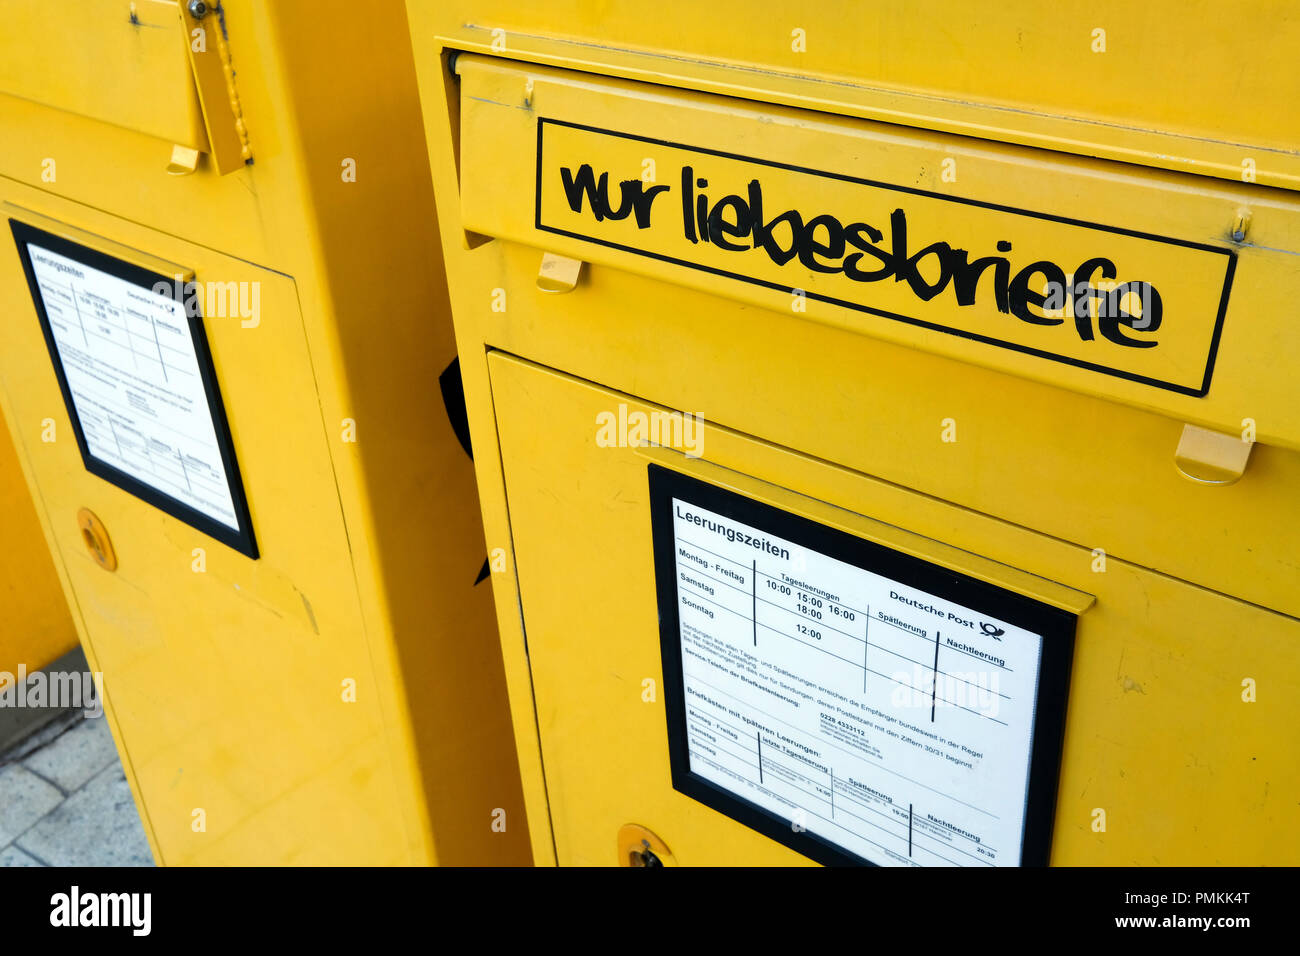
[11,220,257,557]
[649,466,1076,866]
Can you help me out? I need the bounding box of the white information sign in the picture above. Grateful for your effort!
[664,492,1064,867]
[26,244,239,531]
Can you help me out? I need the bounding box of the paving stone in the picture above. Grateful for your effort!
[0,844,43,867]
[22,716,119,793]
[16,764,153,867]
[0,764,63,845]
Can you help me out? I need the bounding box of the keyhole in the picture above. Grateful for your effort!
[76,508,117,572]
[629,840,662,867]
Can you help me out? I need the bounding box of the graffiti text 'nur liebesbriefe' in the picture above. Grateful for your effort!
[558,163,1162,348]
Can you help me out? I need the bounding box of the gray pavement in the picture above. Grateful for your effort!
[0,714,153,866]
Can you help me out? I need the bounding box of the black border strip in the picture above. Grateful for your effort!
[9,219,259,560]
[536,117,1235,397]
[647,464,1077,867]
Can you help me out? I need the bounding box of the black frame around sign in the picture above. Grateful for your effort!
[647,464,1076,867]
[9,219,258,559]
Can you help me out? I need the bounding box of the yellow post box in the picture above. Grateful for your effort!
[0,0,528,864]
[407,2,1300,865]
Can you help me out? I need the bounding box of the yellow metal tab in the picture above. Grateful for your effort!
[419,1,1300,190]
[167,144,202,176]
[536,251,583,293]
[1174,423,1253,485]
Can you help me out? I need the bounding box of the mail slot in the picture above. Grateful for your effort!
[407,4,1300,865]
[0,1,527,864]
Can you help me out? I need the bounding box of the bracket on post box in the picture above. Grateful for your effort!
[537,252,585,293]
[179,0,251,175]
[1175,423,1253,485]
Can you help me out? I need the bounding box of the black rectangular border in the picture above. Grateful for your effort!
[647,463,1077,867]
[537,117,1235,397]
[9,219,259,560]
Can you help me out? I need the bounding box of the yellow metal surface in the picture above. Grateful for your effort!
[455,56,1299,453]
[0,414,77,676]
[0,0,207,151]
[422,1,1300,190]
[0,1,527,865]
[407,4,1300,865]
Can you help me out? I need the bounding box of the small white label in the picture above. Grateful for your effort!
[671,498,1046,866]
[29,246,239,530]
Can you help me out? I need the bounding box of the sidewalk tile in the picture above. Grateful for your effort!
[0,844,43,867]
[22,716,118,793]
[0,764,63,845]
[16,764,152,867]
